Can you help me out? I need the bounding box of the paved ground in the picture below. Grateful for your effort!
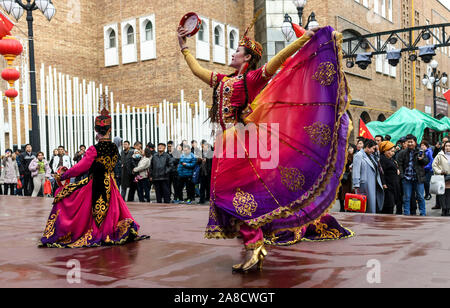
[1,195,450,288]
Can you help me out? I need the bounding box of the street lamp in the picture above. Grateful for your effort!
[422,60,448,118]
[0,0,56,151]
[305,12,319,30]
[281,14,294,42]
[292,0,307,27]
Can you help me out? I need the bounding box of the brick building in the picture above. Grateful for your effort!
[6,0,254,108]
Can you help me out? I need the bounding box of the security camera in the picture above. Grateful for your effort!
[418,45,436,63]
[355,53,372,70]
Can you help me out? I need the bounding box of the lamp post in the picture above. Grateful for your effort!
[292,0,307,27]
[282,1,318,42]
[0,0,56,151]
[422,60,448,118]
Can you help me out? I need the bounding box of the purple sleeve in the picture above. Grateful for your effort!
[61,146,97,180]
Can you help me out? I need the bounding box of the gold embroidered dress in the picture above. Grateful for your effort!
[40,141,146,248]
[183,27,354,246]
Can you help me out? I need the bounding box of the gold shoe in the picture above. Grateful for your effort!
[242,244,268,272]
[232,263,244,272]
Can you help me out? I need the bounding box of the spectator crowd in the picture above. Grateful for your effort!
[0,138,214,205]
[338,133,450,216]
[3,132,450,217]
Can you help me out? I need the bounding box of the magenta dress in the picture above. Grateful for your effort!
[40,141,147,248]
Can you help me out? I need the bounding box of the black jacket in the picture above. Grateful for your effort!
[20,151,36,176]
[150,152,171,181]
[396,148,429,183]
[120,148,135,186]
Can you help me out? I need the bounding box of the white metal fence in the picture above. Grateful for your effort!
[0,63,213,159]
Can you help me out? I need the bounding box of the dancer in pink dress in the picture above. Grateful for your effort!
[40,97,148,248]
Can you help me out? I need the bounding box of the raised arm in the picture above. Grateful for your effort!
[182,48,213,85]
[265,32,312,76]
[60,146,97,180]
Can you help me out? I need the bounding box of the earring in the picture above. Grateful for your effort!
[239,62,249,75]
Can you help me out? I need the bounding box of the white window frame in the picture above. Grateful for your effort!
[196,16,210,61]
[140,14,157,61]
[121,19,137,64]
[227,25,239,65]
[212,21,226,64]
[104,24,119,67]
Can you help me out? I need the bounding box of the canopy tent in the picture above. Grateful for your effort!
[366,107,450,144]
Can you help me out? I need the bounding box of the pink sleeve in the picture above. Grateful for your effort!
[246,65,271,87]
[61,146,97,180]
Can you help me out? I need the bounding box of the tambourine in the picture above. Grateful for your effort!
[179,12,202,37]
[56,166,71,187]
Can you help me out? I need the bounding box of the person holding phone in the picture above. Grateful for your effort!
[396,134,429,216]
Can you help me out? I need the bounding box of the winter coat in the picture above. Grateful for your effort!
[51,155,72,173]
[352,149,385,213]
[396,147,429,183]
[19,151,36,176]
[177,152,197,178]
[133,156,151,179]
[424,148,434,172]
[432,151,450,189]
[120,148,135,187]
[2,157,19,184]
[151,152,171,181]
[28,158,52,178]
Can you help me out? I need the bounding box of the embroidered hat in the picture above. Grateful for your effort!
[238,9,263,58]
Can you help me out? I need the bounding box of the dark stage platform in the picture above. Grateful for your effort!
[0,195,449,288]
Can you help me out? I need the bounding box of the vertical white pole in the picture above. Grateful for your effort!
[39,63,46,156]
[67,75,73,162]
[7,98,12,149]
[132,106,136,143]
[127,105,131,143]
[15,78,21,148]
[122,104,126,141]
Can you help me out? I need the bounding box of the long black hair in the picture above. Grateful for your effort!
[209,47,261,124]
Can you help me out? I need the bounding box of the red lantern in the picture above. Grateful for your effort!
[0,36,23,66]
[5,88,18,101]
[1,68,20,87]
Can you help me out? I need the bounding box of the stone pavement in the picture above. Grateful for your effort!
[1,195,450,288]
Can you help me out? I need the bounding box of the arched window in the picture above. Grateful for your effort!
[360,111,371,124]
[145,21,153,41]
[229,30,236,50]
[377,114,386,122]
[108,29,116,48]
[198,23,205,42]
[126,25,134,45]
[342,29,366,55]
[214,26,222,46]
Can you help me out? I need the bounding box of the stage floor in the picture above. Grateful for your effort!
[0,195,449,288]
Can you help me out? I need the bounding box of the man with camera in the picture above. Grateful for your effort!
[396,134,429,216]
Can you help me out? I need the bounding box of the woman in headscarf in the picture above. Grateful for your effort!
[379,140,401,214]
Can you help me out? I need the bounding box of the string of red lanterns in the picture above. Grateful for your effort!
[0,35,23,101]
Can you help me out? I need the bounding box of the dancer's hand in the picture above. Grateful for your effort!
[177,26,190,50]
[305,27,321,38]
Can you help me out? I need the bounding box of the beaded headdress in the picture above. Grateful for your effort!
[95,94,111,128]
[238,9,263,58]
